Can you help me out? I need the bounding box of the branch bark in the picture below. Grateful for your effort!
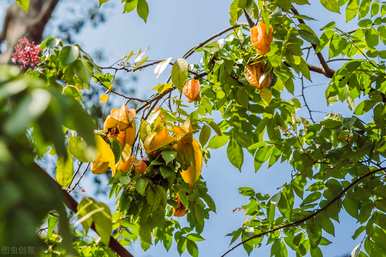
[0,0,59,63]
[220,166,386,257]
[291,7,335,78]
[37,166,134,257]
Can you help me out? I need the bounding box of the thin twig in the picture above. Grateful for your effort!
[66,162,83,191]
[220,166,386,257]
[68,163,90,193]
[183,24,244,59]
[301,48,315,122]
[36,165,134,257]
[300,76,315,123]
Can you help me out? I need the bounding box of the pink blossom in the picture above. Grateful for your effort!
[11,37,41,69]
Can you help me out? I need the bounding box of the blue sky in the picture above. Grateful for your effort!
[0,1,360,256]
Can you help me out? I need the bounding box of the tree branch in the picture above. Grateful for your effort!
[220,166,386,257]
[37,165,134,257]
[243,9,255,28]
[300,75,315,122]
[183,24,244,59]
[0,0,59,63]
[291,7,335,78]
[308,64,334,78]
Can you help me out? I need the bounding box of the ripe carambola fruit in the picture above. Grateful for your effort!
[250,22,273,55]
[180,139,202,187]
[244,62,272,89]
[183,79,201,102]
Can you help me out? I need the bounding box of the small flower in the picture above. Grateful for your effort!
[11,37,41,69]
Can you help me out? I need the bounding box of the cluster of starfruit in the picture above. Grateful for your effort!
[91,104,213,232]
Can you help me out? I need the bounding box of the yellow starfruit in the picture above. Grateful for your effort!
[180,139,202,187]
[91,135,116,175]
[143,128,175,153]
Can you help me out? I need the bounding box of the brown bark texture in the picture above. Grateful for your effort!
[0,0,59,63]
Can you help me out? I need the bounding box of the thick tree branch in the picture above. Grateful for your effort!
[220,166,386,257]
[37,166,134,257]
[308,64,334,78]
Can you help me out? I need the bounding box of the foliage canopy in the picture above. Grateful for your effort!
[1,0,385,257]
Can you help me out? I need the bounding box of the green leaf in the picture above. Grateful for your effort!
[56,153,73,188]
[161,150,177,165]
[319,215,335,236]
[0,79,26,101]
[301,192,321,206]
[73,59,91,85]
[62,85,81,100]
[59,95,96,147]
[38,105,66,157]
[123,0,138,13]
[352,226,365,240]
[370,2,379,16]
[229,0,240,25]
[202,193,216,212]
[208,135,229,149]
[359,0,371,18]
[163,234,173,251]
[276,0,292,10]
[306,220,322,247]
[238,0,252,8]
[187,240,199,257]
[236,87,249,108]
[364,28,379,48]
[298,24,320,45]
[47,213,58,238]
[343,196,359,218]
[98,0,110,6]
[254,145,272,163]
[260,88,272,105]
[92,201,112,245]
[227,139,244,170]
[346,0,359,21]
[271,240,288,257]
[310,247,323,257]
[177,238,187,255]
[77,198,95,233]
[160,166,174,179]
[4,88,51,136]
[137,0,149,22]
[136,178,149,196]
[320,0,340,13]
[187,234,205,242]
[199,125,211,146]
[60,45,80,65]
[68,136,96,162]
[110,139,121,162]
[16,0,29,12]
[171,58,189,90]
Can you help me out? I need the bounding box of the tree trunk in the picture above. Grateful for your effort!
[0,0,59,63]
